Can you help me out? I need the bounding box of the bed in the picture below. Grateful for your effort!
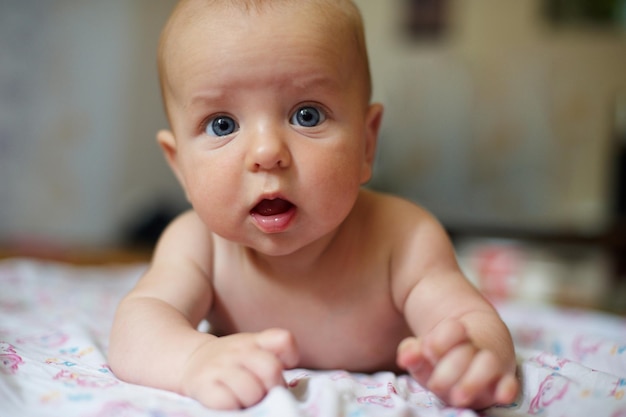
[1,258,625,416]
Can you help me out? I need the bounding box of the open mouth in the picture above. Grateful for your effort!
[250,198,296,233]
[251,198,295,216]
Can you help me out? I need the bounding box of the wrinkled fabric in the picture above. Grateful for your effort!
[1,259,624,417]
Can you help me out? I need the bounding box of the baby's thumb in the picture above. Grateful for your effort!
[256,328,299,368]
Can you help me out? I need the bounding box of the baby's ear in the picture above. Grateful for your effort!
[361,103,384,183]
[156,129,187,191]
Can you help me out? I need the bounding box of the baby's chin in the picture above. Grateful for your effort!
[241,230,339,259]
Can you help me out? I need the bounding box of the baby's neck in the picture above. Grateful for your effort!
[243,226,343,279]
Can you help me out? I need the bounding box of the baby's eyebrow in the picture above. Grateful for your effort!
[186,77,341,109]
[289,72,341,90]
[188,89,228,107]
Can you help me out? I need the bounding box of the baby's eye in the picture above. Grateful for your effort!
[205,115,238,137]
[290,106,326,127]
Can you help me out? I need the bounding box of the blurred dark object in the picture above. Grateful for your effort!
[123,203,181,249]
[615,93,626,218]
[613,92,626,281]
[544,0,626,27]
[616,143,625,217]
[405,0,448,39]
[0,238,151,265]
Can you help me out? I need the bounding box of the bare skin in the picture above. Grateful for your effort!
[108,0,519,410]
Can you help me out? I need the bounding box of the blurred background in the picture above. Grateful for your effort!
[0,0,625,311]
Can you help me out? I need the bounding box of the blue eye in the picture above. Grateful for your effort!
[205,116,238,136]
[290,106,325,127]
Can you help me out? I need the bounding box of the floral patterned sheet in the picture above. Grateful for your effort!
[1,258,625,417]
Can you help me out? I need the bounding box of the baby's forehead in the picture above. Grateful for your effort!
[162,0,356,70]
[159,0,371,106]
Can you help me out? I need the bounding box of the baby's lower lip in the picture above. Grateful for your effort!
[250,198,296,233]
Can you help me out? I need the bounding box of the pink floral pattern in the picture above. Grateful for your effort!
[0,258,624,416]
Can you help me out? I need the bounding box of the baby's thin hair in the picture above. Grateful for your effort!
[196,0,361,17]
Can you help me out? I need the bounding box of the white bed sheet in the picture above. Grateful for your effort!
[1,258,625,416]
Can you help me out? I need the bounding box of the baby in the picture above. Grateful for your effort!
[109,0,519,410]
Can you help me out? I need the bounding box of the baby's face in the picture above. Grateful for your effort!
[159,1,381,256]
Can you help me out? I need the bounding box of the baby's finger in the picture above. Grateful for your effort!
[196,380,241,410]
[220,366,268,409]
[256,328,299,368]
[450,349,501,407]
[495,372,520,405]
[242,349,290,391]
[397,337,433,385]
[428,343,476,397]
[423,320,469,362]
[397,337,424,368]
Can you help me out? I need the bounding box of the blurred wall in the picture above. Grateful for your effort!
[0,0,625,249]
[0,1,180,247]
[358,0,626,234]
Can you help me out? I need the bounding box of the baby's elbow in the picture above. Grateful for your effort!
[107,332,130,380]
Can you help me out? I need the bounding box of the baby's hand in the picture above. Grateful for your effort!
[181,328,299,409]
[396,320,518,409]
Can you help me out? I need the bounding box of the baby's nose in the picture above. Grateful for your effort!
[245,128,291,171]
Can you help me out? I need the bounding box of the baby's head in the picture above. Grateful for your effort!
[155,0,383,255]
[157,0,372,127]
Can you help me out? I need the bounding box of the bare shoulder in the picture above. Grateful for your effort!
[358,188,444,237]
[128,210,215,320]
[151,210,213,271]
[357,189,455,271]
[358,189,461,305]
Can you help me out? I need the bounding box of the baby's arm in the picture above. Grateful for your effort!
[108,212,298,409]
[392,210,518,409]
